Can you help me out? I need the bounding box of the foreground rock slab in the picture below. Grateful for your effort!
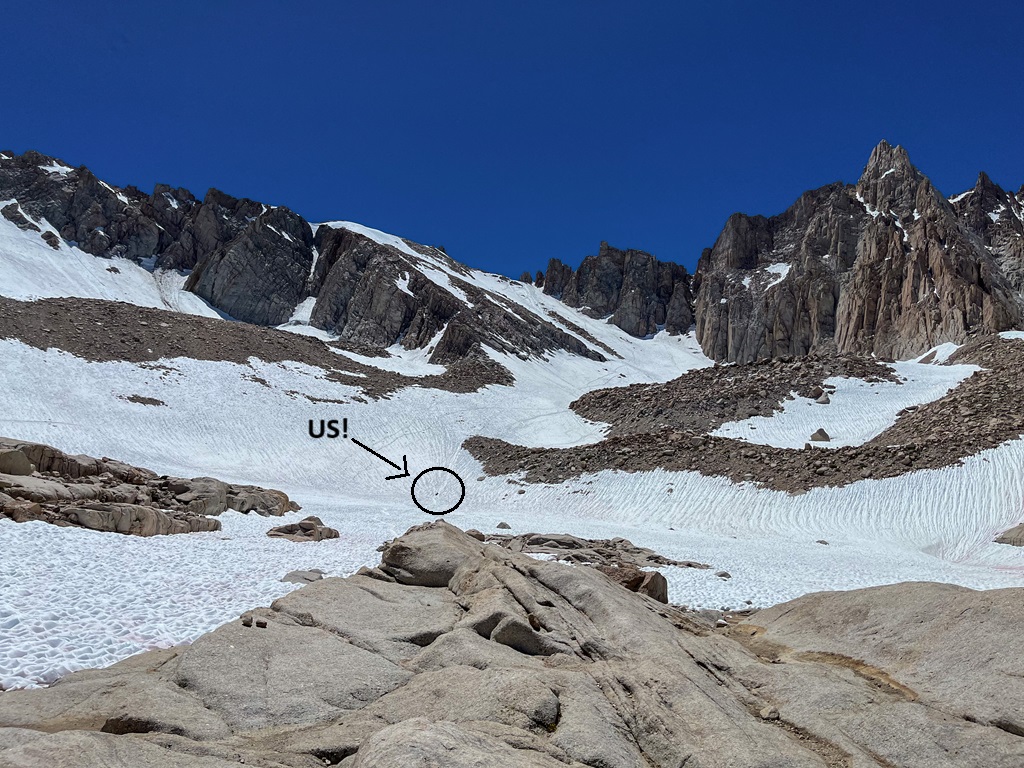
[0,522,1021,767]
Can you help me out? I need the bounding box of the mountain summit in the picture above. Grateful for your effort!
[695,140,1023,361]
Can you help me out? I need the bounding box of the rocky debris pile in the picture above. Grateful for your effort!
[995,528,1019,548]
[466,335,1024,492]
[571,353,895,438]
[537,241,694,337]
[694,140,1022,363]
[465,431,918,493]
[0,437,297,536]
[480,531,710,604]
[267,516,340,542]
[1,522,1020,767]
[996,524,1024,547]
[0,295,515,397]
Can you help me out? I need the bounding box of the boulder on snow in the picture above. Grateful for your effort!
[281,569,326,584]
[810,428,831,442]
[267,515,339,542]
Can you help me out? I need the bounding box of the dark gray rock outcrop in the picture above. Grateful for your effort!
[1,522,1021,766]
[0,151,293,277]
[300,225,605,364]
[541,242,693,336]
[0,150,610,365]
[184,205,315,325]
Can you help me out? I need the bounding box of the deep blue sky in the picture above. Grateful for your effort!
[4,1,1023,276]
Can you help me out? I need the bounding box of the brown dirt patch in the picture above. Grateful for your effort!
[572,355,897,437]
[0,296,512,398]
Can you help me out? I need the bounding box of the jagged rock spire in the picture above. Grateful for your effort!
[855,140,928,219]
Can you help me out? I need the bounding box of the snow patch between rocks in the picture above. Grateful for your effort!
[711,359,979,448]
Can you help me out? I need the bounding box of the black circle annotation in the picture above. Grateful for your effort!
[410,467,466,516]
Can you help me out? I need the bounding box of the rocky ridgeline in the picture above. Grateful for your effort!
[0,437,297,536]
[0,150,604,367]
[527,241,694,337]
[4,142,1021,368]
[696,141,1024,362]
[572,354,895,437]
[0,522,1020,766]
[467,336,1024,494]
[0,295,513,396]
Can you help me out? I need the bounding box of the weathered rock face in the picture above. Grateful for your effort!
[301,225,606,364]
[695,141,1024,362]
[184,205,315,325]
[2,522,1022,767]
[541,242,694,336]
[0,150,610,365]
[949,171,1024,293]
[0,437,298,535]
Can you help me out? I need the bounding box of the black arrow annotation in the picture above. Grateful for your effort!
[351,438,410,480]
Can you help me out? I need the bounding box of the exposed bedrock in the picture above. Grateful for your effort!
[0,437,298,536]
[540,241,694,337]
[0,522,1021,766]
[695,140,1024,362]
[0,150,609,366]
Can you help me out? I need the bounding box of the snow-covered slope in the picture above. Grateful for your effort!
[2,220,1024,691]
[0,210,225,317]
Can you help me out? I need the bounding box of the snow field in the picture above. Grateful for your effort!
[2,218,1023,691]
[0,215,224,318]
[1,333,1023,690]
